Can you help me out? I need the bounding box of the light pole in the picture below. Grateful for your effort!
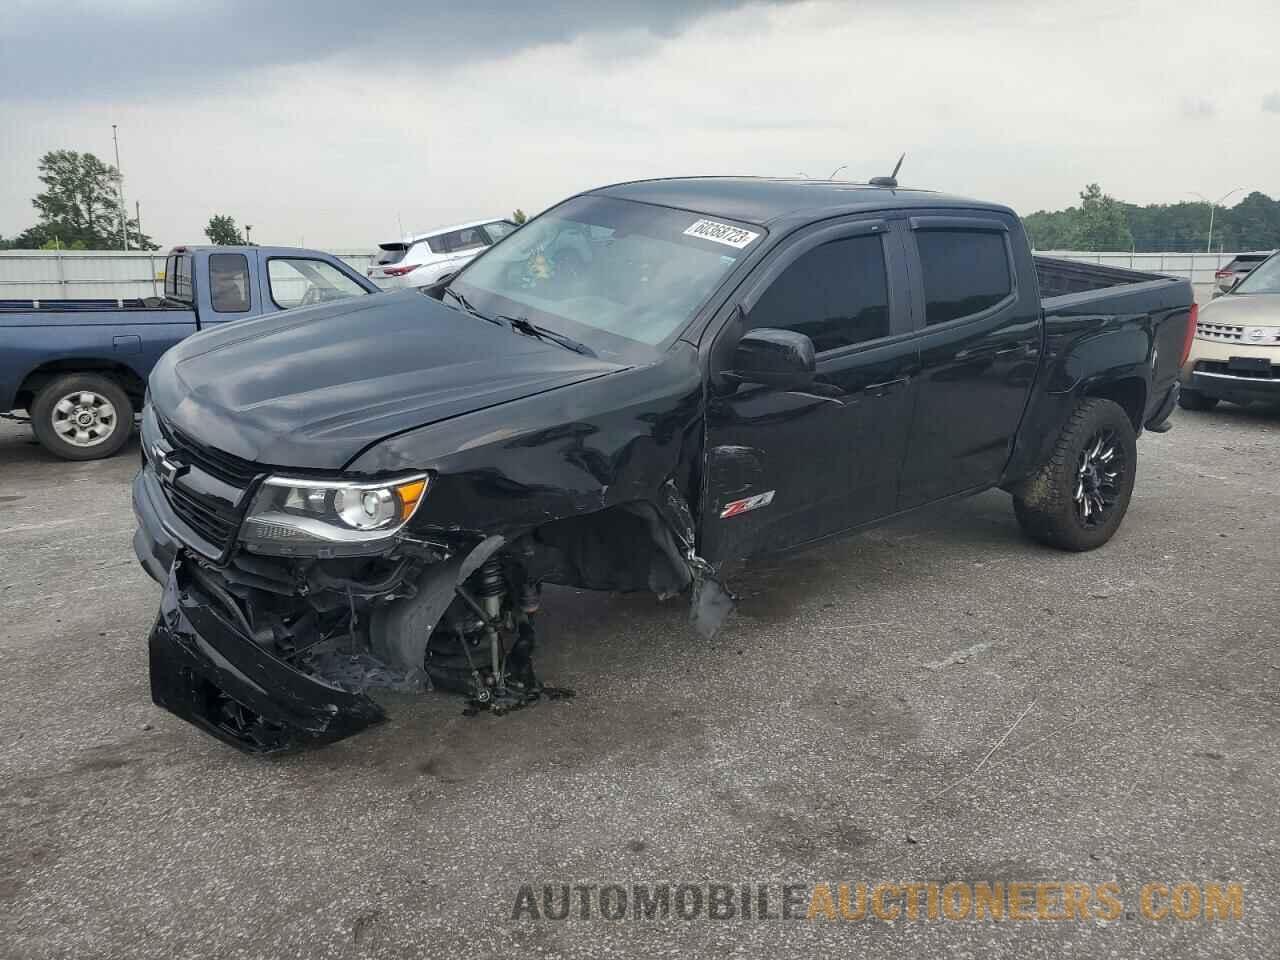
[245,224,253,245]
[1189,188,1244,253]
[111,124,129,251]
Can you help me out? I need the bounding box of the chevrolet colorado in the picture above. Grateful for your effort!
[132,177,1195,753]
[0,246,376,460]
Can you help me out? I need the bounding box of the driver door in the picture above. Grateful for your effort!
[699,218,918,563]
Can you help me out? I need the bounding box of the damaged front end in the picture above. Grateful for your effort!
[133,431,728,754]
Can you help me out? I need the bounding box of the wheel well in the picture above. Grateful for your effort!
[15,360,145,413]
[527,502,693,598]
[1083,377,1146,431]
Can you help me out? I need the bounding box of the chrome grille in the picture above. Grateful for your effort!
[1197,322,1280,345]
[1196,322,1244,342]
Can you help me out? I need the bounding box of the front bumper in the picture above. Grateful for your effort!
[132,466,182,584]
[1185,368,1280,403]
[134,465,386,753]
[149,556,385,753]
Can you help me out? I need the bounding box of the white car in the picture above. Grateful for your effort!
[367,218,519,289]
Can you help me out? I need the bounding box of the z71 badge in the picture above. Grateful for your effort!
[720,490,775,519]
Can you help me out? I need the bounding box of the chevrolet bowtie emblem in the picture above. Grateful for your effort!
[154,447,181,485]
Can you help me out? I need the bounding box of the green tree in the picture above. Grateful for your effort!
[31,149,118,246]
[511,208,528,225]
[1218,191,1280,250]
[1023,208,1076,249]
[204,214,246,245]
[21,149,157,249]
[1065,184,1133,251]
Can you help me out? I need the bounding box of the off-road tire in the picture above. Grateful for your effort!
[1012,398,1137,552]
[30,373,133,461]
[1177,388,1219,412]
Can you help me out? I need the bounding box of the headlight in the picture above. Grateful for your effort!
[240,474,429,552]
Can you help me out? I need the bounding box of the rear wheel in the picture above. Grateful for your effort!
[30,373,133,461]
[1012,398,1137,552]
[1177,388,1219,412]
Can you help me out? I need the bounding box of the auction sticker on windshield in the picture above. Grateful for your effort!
[683,219,760,249]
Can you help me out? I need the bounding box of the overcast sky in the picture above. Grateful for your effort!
[1,0,1277,249]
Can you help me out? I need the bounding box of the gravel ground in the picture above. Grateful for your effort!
[1,403,1277,960]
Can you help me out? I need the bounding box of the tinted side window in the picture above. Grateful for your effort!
[916,230,1012,325]
[750,235,890,353]
[209,253,251,313]
[426,235,448,255]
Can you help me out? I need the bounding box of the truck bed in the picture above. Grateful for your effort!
[1035,256,1182,302]
[1035,256,1192,324]
[0,297,185,312]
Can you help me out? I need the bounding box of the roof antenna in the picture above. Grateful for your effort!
[869,153,905,188]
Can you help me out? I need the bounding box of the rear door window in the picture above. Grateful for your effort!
[168,254,193,302]
[209,253,251,313]
[482,221,518,244]
[435,227,488,255]
[916,230,1012,325]
[748,234,891,353]
[267,258,368,309]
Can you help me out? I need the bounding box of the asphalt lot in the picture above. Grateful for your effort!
[2,404,1278,959]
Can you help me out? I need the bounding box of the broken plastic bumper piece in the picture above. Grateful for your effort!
[149,557,385,754]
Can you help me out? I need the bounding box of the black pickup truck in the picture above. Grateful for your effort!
[133,177,1194,752]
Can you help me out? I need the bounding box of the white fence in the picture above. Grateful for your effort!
[2,247,1270,303]
[0,250,376,301]
[1036,249,1275,303]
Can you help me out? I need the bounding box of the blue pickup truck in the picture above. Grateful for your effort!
[0,245,378,460]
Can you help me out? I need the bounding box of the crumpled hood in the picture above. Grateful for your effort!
[149,290,627,471]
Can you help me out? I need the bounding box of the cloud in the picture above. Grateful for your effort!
[0,0,789,102]
[1264,91,1280,113]
[1180,97,1216,118]
[2,0,1279,251]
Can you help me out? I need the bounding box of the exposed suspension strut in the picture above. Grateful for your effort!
[475,556,507,694]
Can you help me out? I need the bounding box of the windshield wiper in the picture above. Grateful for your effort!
[495,315,596,357]
[442,287,501,325]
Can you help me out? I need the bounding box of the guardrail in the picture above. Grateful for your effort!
[0,250,376,300]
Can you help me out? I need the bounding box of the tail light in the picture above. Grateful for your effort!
[1214,269,1232,279]
[383,263,421,278]
[1179,302,1198,367]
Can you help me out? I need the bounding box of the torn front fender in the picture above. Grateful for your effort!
[149,557,385,754]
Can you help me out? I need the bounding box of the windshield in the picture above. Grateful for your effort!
[449,195,760,348]
[1232,253,1280,295]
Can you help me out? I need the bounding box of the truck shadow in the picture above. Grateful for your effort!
[0,420,141,471]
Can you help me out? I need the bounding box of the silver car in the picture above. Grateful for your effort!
[1213,252,1272,296]
[368,218,519,289]
[1181,251,1280,410]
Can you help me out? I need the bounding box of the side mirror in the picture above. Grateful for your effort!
[731,328,816,390]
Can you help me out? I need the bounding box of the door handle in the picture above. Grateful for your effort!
[862,377,907,397]
[993,345,1021,358]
